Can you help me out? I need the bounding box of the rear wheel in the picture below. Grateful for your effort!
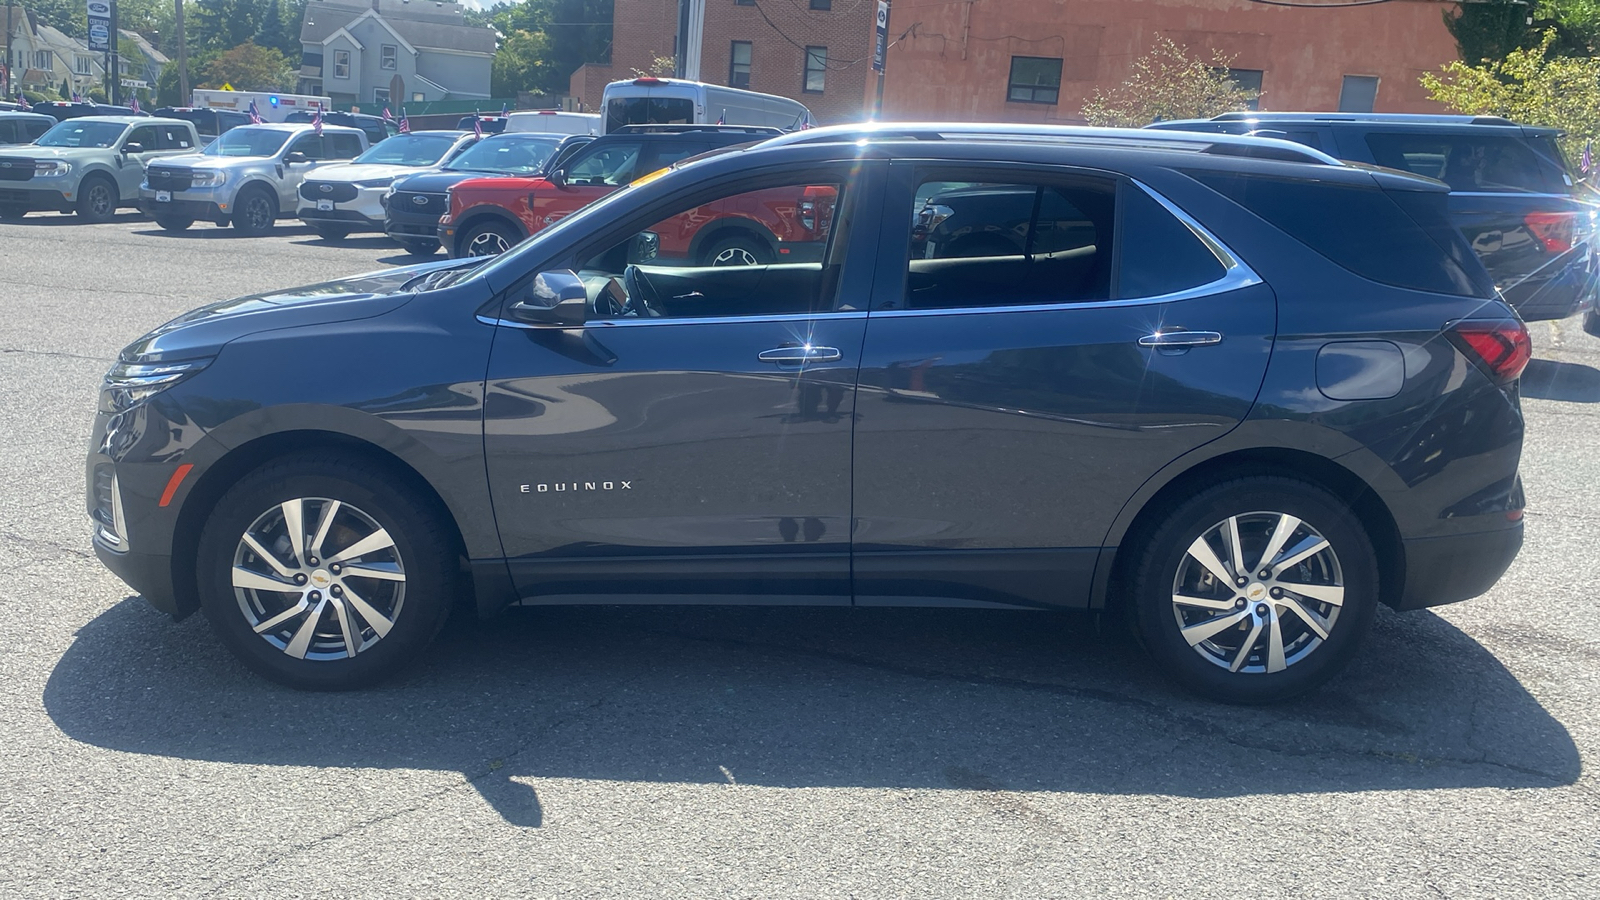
[458,219,520,257]
[1129,476,1379,704]
[196,453,458,690]
[701,233,772,267]
[154,213,193,232]
[231,187,277,235]
[75,176,118,223]
[398,238,440,257]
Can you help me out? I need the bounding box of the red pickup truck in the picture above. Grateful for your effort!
[436,125,834,263]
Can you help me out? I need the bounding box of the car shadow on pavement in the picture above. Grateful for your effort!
[1522,358,1600,403]
[44,599,1579,828]
[6,211,147,226]
[289,235,397,251]
[128,222,320,239]
[376,252,441,266]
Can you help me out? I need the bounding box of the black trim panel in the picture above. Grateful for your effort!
[507,552,851,606]
[853,548,1098,609]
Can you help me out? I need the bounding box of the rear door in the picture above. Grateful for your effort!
[850,162,1276,608]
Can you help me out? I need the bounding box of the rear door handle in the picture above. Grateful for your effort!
[1138,331,1224,348]
[758,345,842,364]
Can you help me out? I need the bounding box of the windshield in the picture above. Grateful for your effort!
[445,136,562,175]
[201,126,290,157]
[354,133,460,166]
[604,96,694,134]
[37,120,127,148]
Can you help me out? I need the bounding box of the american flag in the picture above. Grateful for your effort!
[16,93,29,110]
[129,97,140,114]
[382,107,394,125]
[1582,140,1593,176]
[473,116,483,139]
[501,102,509,117]
[248,99,262,124]
[312,102,323,136]
[398,107,410,134]
[717,110,725,125]
[71,91,82,103]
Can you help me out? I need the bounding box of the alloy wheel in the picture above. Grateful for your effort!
[466,229,511,256]
[711,246,759,266]
[241,195,273,231]
[231,497,406,661]
[1169,510,1344,674]
[87,184,113,217]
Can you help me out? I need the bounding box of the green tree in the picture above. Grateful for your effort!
[200,41,291,90]
[1444,0,1532,64]
[492,29,554,99]
[1421,29,1600,164]
[1081,36,1257,127]
[483,0,613,96]
[192,0,266,52]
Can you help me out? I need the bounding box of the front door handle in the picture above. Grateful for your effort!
[1138,330,1223,348]
[758,345,842,364]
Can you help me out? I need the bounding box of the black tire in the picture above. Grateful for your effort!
[312,224,350,242]
[1584,305,1600,339]
[75,175,118,223]
[196,453,458,690]
[154,213,193,232]
[457,219,521,258]
[231,186,277,236]
[701,233,773,267]
[1128,476,1379,704]
[398,238,440,257]
[0,204,27,221]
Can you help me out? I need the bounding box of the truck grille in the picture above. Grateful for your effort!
[0,157,35,181]
[146,166,195,192]
[300,181,359,202]
[389,191,447,216]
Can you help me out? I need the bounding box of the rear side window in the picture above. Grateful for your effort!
[156,125,193,150]
[1192,171,1484,296]
[1365,132,1562,194]
[1117,185,1226,299]
[330,133,364,159]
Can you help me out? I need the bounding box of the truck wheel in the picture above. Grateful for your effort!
[398,238,440,257]
[154,214,193,232]
[702,234,772,267]
[75,176,118,224]
[459,220,519,257]
[231,187,277,236]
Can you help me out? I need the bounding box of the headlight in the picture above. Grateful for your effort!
[354,177,395,188]
[35,161,71,177]
[99,358,211,413]
[189,170,226,188]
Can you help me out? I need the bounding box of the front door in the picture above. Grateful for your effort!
[482,160,883,604]
[850,163,1276,608]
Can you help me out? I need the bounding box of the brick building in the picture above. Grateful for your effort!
[570,0,878,125]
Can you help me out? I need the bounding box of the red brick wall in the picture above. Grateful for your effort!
[876,0,1462,123]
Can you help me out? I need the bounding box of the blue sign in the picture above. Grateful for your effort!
[872,1,890,73]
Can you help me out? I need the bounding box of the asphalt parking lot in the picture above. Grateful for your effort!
[2,214,1598,898]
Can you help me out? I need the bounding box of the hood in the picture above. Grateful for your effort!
[307,162,439,185]
[9,145,109,160]
[392,170,488,193]
[147,153,216,170]
[453,174,546,194]
[119,257,486,363]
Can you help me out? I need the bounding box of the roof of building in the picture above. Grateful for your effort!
[300,0,495,55]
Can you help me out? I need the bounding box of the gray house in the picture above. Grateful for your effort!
[297,0,494,108]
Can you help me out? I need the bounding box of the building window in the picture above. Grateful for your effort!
[1228,68,1263,111]
[1007,56,1062,104]
[810,0,831,8]
[735,0,753,6]
[333,49,351,80]
[412,91,425,102]
[374,88,390,104]
[729,40,752,89]
[35,50,50,70]
[804,46,826,93]
[75,55,92,76]
[1339,75,1379,113]
[381,44,397,70]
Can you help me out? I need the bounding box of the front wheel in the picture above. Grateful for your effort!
[75,176,118,223]
[701,234,772,267]
[231,188,277,235]
[458,220,520,258]
[196,454,458,690]
[1128,476,1379,704]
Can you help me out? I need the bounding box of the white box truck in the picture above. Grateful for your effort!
[190,89,333,123]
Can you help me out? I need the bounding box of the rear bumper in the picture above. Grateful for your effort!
[1394,523,1523,611]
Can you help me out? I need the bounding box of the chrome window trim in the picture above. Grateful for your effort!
[479,310,869,330]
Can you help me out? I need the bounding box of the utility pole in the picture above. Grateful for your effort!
[109,0,119,106]
[174,0,186,104]
[6,5,14,100]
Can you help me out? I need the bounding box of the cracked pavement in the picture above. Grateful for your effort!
[2,216,1598,898]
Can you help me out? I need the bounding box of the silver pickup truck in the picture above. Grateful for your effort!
[139,123,367,235]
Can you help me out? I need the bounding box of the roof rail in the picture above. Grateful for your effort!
[760,122,1341,166]
[1210,111,1520,127]
[611,123,782,135]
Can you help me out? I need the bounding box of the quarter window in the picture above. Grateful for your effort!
[381,44,397,70]
[1007,56,1062,105]
[729,41,752,90]
[334,50,351,80]
[804,46,827,93]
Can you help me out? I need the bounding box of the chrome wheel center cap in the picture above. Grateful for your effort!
[1245,582,1268,602]
[309,569,333,589]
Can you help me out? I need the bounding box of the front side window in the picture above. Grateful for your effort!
[125,126,160,151]
[381,44,397,70]
[334,50,351,80]
[1008,56,1062,105]
[288,134,328,160]
[565,141,644,186]
[804,46,826,93]
[904,176,1113,308]
[156,125,194,151]
[729,41,752,90]
[577,173,853,319]
[37,121,127,148]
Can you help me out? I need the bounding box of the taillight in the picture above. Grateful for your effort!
[1524,211,1575,252]
[1449,319,1532,383]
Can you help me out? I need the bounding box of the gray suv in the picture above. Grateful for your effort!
[139,123,367,235]
[0,116,199,222]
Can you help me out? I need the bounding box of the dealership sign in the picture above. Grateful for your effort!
[86,0,111,52]
[872,1,889,73]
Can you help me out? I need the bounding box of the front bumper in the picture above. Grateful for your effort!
[386,208,444,241]
[139,185,234,223]
[1394,523,1523,610]
[297,185,387,231]
[0,182,74,211]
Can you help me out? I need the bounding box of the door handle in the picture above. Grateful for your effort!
[758,345,842,363]
[1138,331,1223,348]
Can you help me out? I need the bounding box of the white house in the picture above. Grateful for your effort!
[297,0,495,107]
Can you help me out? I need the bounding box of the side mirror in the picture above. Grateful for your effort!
[628,231,659,264]
[507,269,587,328]
[122,142,144,153]
[549,168,571,191]
[284,151,308,164]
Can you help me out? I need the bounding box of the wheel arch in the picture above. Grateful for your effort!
[452,207,527,256]
[234,178,280,215]
[1097,445,1405,613]
[687,217,778,265]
